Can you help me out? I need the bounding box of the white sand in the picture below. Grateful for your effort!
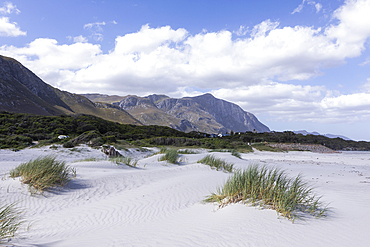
[1,146,370,246]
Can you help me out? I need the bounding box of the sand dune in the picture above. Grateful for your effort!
[1,146,370,246]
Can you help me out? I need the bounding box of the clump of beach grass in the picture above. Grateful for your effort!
[110,156,138,167]
[10,156,76,194]
[197,154,234,173]
[158,148,180,164]
[204,164,328,221]
[0,203,24,242]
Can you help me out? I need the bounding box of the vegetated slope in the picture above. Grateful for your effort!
[0,55,140,125]
[86,93,270,134]
[0,111,198,149]
[1,112,369,151]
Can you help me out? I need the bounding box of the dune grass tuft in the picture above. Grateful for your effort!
[10,156,76,194]
[197,154,234,173]
[204,164,328,221]
[110,156,138,167]
[0,203,24,242]
[158,148,180,164]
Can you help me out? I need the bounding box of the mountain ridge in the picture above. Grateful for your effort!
[85,93,270,134]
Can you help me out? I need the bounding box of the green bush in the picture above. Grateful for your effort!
[10,156,76,194]
[63,141,74,148]
[204,164,327,221]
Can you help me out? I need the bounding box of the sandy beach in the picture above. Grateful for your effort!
[1,146,370,246]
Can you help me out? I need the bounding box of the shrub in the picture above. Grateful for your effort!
[10,156,76,194]
[0,203,23,242]
[204,164,328,221]
[197,154,234,172]
[62,141,74,148]
[158,149,180,164]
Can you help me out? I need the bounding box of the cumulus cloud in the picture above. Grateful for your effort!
[0,16,26,36]
[0,2,25,37]
[1,0,370,123]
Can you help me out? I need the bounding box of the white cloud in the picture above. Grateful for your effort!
[0,16,26,36]
[315,3,323,13]
[326,0,370,48]
[67,35,88,43]
[234,25,248,36]
[73,35,88,43]
[292,0,323,14]
[0,2,20,14]
[84,21,106,30]
[292,0,306,14]
[0,2,25,37]
[84,21,106,41]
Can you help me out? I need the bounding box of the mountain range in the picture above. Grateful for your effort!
[293,130,352,141]
[0,55,269,134]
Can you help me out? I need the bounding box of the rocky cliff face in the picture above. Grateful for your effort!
[112,93,270,134]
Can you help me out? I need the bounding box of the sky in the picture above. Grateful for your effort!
[1,0,370,141]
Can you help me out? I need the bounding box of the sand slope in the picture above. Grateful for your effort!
[1,146,370,246]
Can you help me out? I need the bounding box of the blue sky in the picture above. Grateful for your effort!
[1,0,370,141]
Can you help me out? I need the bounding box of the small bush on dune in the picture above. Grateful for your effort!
[10,156,76,194]
[204,164,328,221]
[198,154,234,173]
[158,149,180,164]
[0,203,24,242]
